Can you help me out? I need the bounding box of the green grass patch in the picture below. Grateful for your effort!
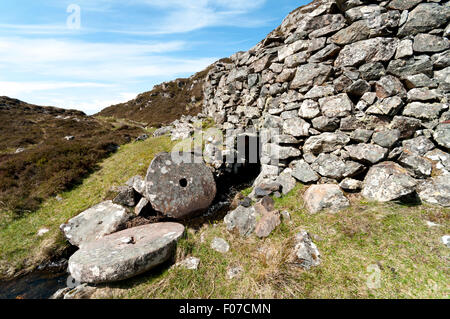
[102,183,449,299]
[0,135,175,278]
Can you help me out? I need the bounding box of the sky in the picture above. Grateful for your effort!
[0,0,308,115]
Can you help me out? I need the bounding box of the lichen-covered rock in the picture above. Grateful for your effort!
[319,93,354,118]
[112,186,137,207]
[304,184,350,213]
[291,160,320,183]
[60,201,130,247]
[290,63,332,90]
[290,231,321,269]
[339,178,362,191]
[362,162,417,202]
[68,223,185,284]
[345,143,388,164]
[398,151,432,178]
[402,136,435,156]
[398,3,450,36]
[304,132,350,154]
[417,175,450,207]
[211,237,230,253]
[145,152,216,219]
[224,206,258,237]
[433,123,450,150]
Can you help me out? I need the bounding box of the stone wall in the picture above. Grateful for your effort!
[202,0,450,207]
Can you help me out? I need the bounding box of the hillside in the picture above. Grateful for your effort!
[96,68,211,127]
[0,97,143,215]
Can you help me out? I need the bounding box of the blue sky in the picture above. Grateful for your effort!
[0,0,308,114]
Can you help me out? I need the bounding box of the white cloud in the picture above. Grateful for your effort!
[0,81,112,97]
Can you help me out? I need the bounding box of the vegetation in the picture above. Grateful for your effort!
[0,97,143,215]
[98,185,449,299]
[97,68,211,127]
[0,133,175,278]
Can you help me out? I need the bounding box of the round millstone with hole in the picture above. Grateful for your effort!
[145,152,217,219]
[68,222,185,284]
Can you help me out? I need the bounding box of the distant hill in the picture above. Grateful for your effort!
[97,60,231,126]
[0,96,143,215]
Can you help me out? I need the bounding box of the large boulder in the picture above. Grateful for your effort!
[362,162,417,202]
[398,3,450,36]
[145,152,216,219]
[60,201,130,247]
[303,184,350,213]
[68,223,185,284]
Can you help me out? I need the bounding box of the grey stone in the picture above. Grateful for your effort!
[390,116,422,139]
[395,39,413,59]
[274,168,295,195]
[407,88,441,102]
[366,96,403,116]
[404,74,438,89]
[309,44,341,63]
[211,237,230,253]
[372,129,401,148]
[312,153,363,180]
[68,223,185,284]
[403,102,446,120]
[425,148,450,171]
[359,62,386,81]
[346,79,371,97]
[290,63,333,91]
[291,160,320,183]
[387,56,433,78]
[319,93,354,118]
[413,34,450,53]
[298,100,321,119]
[290,231,321,269]
[375,75,406,98]
[60,201,130,248]
[174,257,200,270]
[402,136,435,155]
[398,3,450,36]
[398,151,433,178]
[335,38,397,67]
[126,175,146,195]
[434,123,450,150]
[387,0,422,10]
[351,129,374,143]
[304,132,350,154]
[224,205,257,237]
[345,143,388,164]
[134,197,150,216]
[304,184,350,213]
[112,186,137,207]
[339,178,363,191]
[283,117,311,137]
[362,162,417,202]
[145,152,216,219]
[304,86,335,100]
[312,116,340,132]
[417,175,450,207]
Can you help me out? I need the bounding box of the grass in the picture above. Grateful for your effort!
[0,135,175,279]
[97,184,449,299]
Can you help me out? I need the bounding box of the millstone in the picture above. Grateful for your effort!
[145,152,217,219]
[68,222,185,284]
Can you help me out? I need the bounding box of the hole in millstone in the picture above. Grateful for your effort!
[179,178,188,187]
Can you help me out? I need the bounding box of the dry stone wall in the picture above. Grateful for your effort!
[202,0,450,208]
